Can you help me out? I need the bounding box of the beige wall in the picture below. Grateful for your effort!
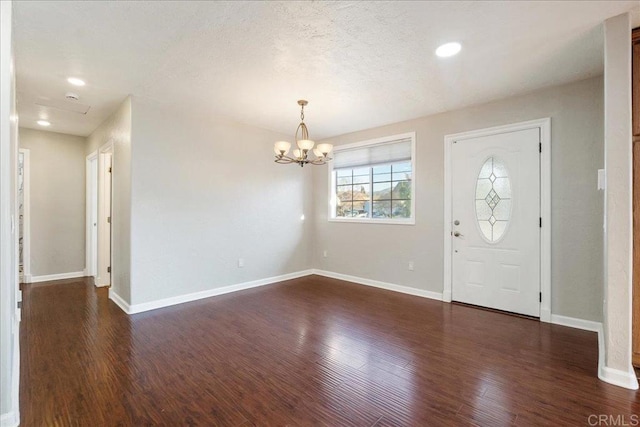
[313,76,604,322]
[128,97,313,306]
[602,12,636,388]
[19,128,87,277]
[86,96,132,302]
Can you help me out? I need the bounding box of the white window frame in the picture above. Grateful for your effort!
[328,132,416,225]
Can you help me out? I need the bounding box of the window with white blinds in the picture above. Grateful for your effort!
[332,136,412,170]
[329,132,416,224]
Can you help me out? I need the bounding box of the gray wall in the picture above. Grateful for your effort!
[86,96,132,302]
[19,127,87,277]
[312,76,604,322]
[129,97,314,305]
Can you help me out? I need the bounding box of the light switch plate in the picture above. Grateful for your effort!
[597,169,605,190]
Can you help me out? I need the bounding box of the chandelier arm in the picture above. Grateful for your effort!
[274,155,298,164]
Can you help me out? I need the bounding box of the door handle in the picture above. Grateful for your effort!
[453,231,463,237]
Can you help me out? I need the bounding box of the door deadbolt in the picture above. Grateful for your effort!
[454,220,460,225]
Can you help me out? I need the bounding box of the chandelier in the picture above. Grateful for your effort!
[274,100,333,167]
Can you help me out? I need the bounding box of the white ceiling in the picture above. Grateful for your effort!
[13,1,639,139]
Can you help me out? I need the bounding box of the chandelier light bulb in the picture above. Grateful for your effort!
[316,143,333,156]
[274,141,291,156]
[296,139,315,151]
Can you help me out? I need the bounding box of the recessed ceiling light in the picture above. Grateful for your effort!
[436,42,462,58]
[67,77,86,86]
[37,120,51,127]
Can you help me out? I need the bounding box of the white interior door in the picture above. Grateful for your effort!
[97,150,112,287]
[104,153,111,285]
[451,127,540,317]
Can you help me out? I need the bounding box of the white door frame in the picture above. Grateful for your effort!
[443,118,551,322]
[18,148,30,284]
[85,150,98,277]
[96,142,113,288]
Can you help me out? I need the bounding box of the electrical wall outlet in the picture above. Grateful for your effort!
[408,261,414,271]
[238,258,244,268]
[323,250,328,258]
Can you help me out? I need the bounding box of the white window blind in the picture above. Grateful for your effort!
[333,136,412,170]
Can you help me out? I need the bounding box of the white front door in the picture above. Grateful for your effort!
[451,127,540,317]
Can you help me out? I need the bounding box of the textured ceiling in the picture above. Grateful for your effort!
[13,1,639,139]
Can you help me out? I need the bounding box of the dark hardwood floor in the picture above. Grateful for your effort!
[20,275,639,426]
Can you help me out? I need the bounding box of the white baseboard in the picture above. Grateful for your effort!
[109,269,442,315]
[22,274,31,284]
[0,412,19,427]
[30,271,85,283]
[111,270,315,315]
[599,364,639,390]
[550,315,638,390]
[540,307,551,323]
[311,269,443,301]
[108,289,131,314]
[550,314,602,332]
[594,322,639,390]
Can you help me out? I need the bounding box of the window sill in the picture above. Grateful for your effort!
[328,218,415,225]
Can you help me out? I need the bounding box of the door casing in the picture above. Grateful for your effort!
[85,150,98,278]
[96,142,113,288]
[443,118,551,322]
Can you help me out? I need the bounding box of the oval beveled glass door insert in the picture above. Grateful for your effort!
[475,157,512,242]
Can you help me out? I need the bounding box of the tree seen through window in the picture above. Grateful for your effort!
[335,162,412,219]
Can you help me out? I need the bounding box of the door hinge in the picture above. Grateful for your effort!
[108,167,112,173]
[107,266,111,273]
[107,216,111,224]
[539,143,542,153]
[539,217,542,228]
[539,292,542,302]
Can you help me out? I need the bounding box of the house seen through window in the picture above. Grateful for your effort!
[330,133,415,223]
